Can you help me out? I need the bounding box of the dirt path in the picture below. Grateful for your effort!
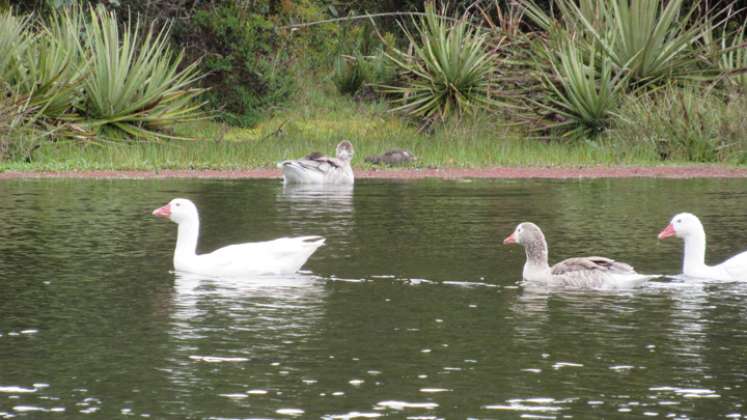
[2,166,747,180]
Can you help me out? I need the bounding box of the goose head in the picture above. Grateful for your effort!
[336,140,354,162]
[152,198,198,224]
[658,212,703,240]
[503,222,545,246]
[503,222,547,268]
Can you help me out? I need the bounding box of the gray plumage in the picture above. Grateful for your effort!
[506,222,652,289]
[278,140,355,184]
[364,149,416,166]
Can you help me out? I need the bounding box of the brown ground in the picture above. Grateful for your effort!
[2,166,747,180]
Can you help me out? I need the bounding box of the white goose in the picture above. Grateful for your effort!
[658,212,747,281]
[504,222,653,289]
[278,140,354,184]
[152,198,325,277]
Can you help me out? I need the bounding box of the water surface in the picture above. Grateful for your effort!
[1,178,747,418]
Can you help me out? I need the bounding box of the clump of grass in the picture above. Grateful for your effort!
[608,86,747,163]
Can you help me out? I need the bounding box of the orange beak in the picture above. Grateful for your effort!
[658,223,675,240]
[152,204,171,218]
[503,232,517,245]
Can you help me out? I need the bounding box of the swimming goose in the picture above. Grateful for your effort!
[152,198,325,277]
[278,140,354,184]
[503,222,652,289]
[658,212,747,281]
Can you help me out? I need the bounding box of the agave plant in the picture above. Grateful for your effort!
[0,11,32,82]
[534,41,629,138]
[333,54,365,95]
[715,23,747,92]
[80,7,206,140]
[13,7,86,119]
[382,4,502,121]
[521,0,716,86]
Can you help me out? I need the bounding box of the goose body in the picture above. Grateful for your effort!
[153,198,325,277]
[504,222,652,289]
[658,212,747,281]
[278,140,354,185]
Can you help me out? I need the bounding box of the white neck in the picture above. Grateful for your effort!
[523,238,552,282]
[175,217,199,259]
[682,228,708,275]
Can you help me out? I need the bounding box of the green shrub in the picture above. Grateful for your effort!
[333,54,365,95]
[332,27,397,98]
[534,40,629,138]
[13,7,85,119]
[382,4,503,121]
[609,87,747,162]
[521,0,716,87]
[179,4,294,127]
[0,10,31,82]
[80,7,205,140]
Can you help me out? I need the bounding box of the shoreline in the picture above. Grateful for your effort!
[3,166,747,180]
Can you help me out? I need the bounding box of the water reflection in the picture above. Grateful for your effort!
[3,179,747,418]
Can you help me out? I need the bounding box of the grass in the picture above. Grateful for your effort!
[0,80,726,172]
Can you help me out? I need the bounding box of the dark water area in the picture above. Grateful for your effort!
[1,178,747,418]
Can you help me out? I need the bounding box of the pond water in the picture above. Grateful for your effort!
[1,178,747,419]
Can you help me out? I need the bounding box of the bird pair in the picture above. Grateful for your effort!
[504,213,747,288]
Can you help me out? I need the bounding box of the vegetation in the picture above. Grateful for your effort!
[382,4,502,121]
[1,0,746,170]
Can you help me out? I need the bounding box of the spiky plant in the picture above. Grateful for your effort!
[80,7,206,140]
[535,41,629,138]
[382,4,503,121]
[521,0,716,86]
[13,7,86,119]
[0,11,32,82]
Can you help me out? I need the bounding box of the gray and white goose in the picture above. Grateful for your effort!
[503,222,653,289]
[278,140,354,184]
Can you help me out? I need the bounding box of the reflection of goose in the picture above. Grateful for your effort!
[153,198,325,276]
[658,213,747,281]
[279,183,354,215]
[277,141,354,185]
[504,222,652,289]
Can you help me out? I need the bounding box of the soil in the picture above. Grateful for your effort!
[2,166,747,180]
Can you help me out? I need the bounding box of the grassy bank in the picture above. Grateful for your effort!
[1,83,674,172]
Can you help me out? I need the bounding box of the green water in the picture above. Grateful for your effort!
[1,178,747,418]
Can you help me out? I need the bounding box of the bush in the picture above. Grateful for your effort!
[382,4,503,121]
[80,7,205,140]
[609,87,747,162]
[177,3,294,127]
[534,40,629,138]
[332,26,397,98]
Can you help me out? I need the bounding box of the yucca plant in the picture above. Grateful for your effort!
[535,41,629,138]
[0,84,47,162]
[333,54,365,95]
[0,10,32,82]
[382,4,502,121]
[716,24,747,92]
[13,7,86,120]
[521,0,716,86]
[80,7,206,140]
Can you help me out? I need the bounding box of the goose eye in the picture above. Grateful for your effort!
[175,203,181,207]
[676,219,681,224]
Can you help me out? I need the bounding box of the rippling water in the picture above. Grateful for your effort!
[2,178,747,418]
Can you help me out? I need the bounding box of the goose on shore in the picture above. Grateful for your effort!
[658,212,747,281]
[153,198,325,277]
[278,140,354,184]
[503,222,652,289]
